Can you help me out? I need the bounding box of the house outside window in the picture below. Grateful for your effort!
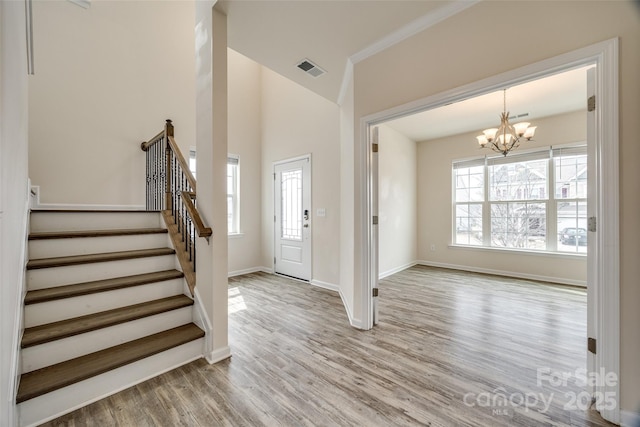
[453,144,587,253]
[188,150,241,236]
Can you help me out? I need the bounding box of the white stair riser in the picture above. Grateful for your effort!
[22,308,194,373]
[30,212,162,232]
[18,339,204,427]
[29,233,170,259]
[27,255,177,290]
[24,279,185,327]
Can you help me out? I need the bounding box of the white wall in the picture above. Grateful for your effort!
[0,1,29,424]
[29,0,196,206]
[194,2,230,362]
[352,0,640,414]
[417,111,587,285]
[261,68,341,288]
[378,124,417,278]
[227,49,263,275]
[339,70,356,322]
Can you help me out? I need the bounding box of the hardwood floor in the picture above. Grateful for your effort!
[39,266,614,426]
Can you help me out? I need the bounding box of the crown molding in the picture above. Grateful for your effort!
[68,0,91,9]
[350,0,479,65]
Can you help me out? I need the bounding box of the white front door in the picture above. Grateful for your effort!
[274,156,311,281]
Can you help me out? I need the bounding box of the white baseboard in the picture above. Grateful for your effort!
[205,345,231,364]
[338,288,362,329]
[228,266,272,278]
[310,279,339,292]
[379,261,417,280]
[29,188,145,211]
[621,409,640,427]
[192,288,214,357]
[7,182,31,425]
[416,260,587,287]
[33,203,146,211]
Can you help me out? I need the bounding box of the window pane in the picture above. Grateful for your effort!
[452,145,586,255]
[557,201,588,253]
[490,202,546,250]
[455,166,484,202]
[227,165,234,195]
[189,150,197,176]
[281,169,303,241]
[227,158,239,234]
[227,195,234,232]
[555,153,587,199]
[489,159,547,201]
[455,203,482,245]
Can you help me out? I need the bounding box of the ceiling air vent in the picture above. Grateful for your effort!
[296,59,326,78]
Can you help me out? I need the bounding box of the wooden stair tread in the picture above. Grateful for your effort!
[29,228,167,240]
[17,323,204,403]
[25,270,184,305]
[22,295,194,348]
[26,248,175,270]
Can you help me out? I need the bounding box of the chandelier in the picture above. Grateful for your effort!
[475,89,537,156]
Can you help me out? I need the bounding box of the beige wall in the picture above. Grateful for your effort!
[417,111,587,285]
[352,0,640,413]
[339,70,356,320]
[378,124,417,277]
[29,1,196,206]
[261,68,341,287]
[227,49,263,275]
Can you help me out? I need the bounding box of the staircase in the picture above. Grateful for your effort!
[17,209,205,427]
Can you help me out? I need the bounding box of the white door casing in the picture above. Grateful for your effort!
[371,127,379,325]
[274,156,312,281]
[586,66,598,395]
[360,39,619,423]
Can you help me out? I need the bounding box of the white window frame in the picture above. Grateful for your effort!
[227,154,240,235]
[452,143,587,255]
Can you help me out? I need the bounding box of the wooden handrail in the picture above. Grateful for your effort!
[168,136,197,192]
[140,129,164,152]
[181,192,212,239]
[141,119,211,296]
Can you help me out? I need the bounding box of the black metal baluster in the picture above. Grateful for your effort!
[152,142,156,210]
[157,140,161,210]
[145,149,149,210]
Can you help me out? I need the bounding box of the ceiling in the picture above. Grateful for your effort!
[385,65,591,142]
[217,1,589,142]
[218,0,470,103]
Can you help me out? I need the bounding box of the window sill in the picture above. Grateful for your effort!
[447,244,587,259]
[228,232,244,239]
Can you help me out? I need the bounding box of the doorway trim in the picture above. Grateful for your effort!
[358,38,619,423]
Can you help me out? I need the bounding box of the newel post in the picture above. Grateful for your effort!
[164,119,174,212]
